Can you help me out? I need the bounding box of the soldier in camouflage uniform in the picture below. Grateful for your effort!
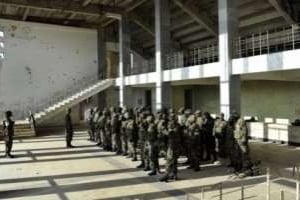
[160,113,181,182]
[126,109,138,161]
[225,112,239,168]
[213,113,227,159]
[120,108,129,156]
[203,112,216,162]
[233,114,249,173]
[111,108,122,154]
[94,109,102,146]
[194,110,204,160]
[177,108,186,157]
[183,109,193,165]
[103,110,112,151]
[186,114,202,171]
[147,114,160,176]
[156,110,168,158]
[136,110,149,168]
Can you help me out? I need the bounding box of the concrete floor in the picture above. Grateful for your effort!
[0,132,299,200]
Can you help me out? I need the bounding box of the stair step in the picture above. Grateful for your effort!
[15,131,35,135]
[33,79,114,122]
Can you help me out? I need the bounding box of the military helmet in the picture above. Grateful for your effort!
[178,107,185,114]
[194,110,202,115]
[169,112,177,121]
[146,115,154,123]
[184,109,192,115]
[187,114,196,123]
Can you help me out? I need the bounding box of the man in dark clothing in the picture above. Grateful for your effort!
[3,111,15,158]
[65,108,75,148]
[203,112,216,162]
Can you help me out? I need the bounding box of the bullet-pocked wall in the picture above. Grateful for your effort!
[0,19,98,120]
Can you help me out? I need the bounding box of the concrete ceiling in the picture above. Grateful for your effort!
[0,0,297,55]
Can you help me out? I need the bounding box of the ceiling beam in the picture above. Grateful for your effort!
[268,0,295,24]
[102,0,148,27]
[0,0,122,17]
[240,9,281,28]
[172,0,217,36]
[129,13,154,37]
[82,0,93,7]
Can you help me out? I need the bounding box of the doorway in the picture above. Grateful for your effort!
[145,90,152,109]
[184,89,193,109]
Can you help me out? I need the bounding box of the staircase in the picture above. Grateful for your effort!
[33,78,115,124]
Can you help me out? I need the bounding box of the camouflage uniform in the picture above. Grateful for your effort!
[213,114,227,158]
[160,114,181,182]
[233,117,249,172]
[195,110,204,160]
[121,114,129,156]
[183,109,193,164]
[137,112,148,168]
[156,112,168,157]
[97,110,107,147]
[103,112,112,151]
[111,111,122,154]
[203,112,216,162]
[147,115,160,176]
[187,114,202,171]
[126,111,138,161]
[225,114,239,168]
[177,108,186,156]
[94,110,102,146]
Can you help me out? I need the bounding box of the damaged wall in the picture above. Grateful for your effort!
[0,19,98,120]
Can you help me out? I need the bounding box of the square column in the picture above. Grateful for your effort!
[218,0,241,119]
[119,15,131,108]
[97,26,107,108]
[155,0,172,111]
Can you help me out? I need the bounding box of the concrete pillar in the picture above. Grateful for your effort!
[98,26,106,79]
[97,26,107,108]
[155,0,172,111]
[119,15,131,108]
[218,0,241,119]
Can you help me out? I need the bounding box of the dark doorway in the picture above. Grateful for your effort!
[184,89,193,109]
[145,90,152,109]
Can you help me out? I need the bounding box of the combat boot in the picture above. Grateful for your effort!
[132,157,138,161]
[137,162,145,168]
[148,171,157,176]
[159,176,169,182]
[144,166,151,171]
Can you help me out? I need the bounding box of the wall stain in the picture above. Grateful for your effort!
[24,65,33,84]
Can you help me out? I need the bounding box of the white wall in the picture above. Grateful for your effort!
[0,19,98,119]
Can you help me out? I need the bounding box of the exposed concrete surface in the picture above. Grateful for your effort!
[0,132,299,199]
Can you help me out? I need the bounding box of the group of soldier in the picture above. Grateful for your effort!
[83,106,258,182]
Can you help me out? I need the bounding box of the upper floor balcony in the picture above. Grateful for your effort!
[116,23,300,86]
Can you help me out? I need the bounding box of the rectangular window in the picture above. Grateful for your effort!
[0,42,4,48]
[0,31,4,38]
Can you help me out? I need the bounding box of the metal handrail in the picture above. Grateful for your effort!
[1,73,105,120]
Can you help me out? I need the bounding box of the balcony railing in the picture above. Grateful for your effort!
[3,73,104,120]
[184,43,218,66]
[122,24,300,76]
[234,24,300,58]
